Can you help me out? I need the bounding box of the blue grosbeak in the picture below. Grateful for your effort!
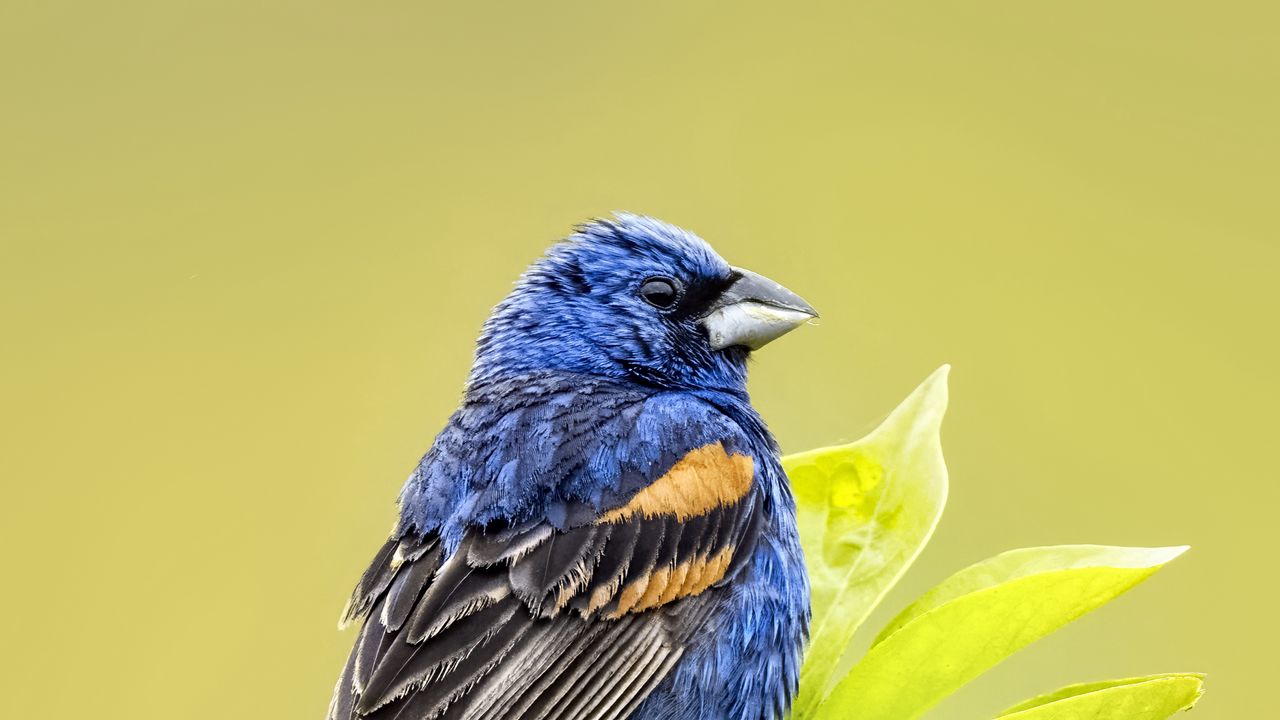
[328,214,815,720]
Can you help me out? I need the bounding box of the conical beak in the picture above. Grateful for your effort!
[701,267,818,351]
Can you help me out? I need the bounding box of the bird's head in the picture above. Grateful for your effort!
[470,213,817,392]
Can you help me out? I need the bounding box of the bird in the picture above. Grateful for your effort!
[327,213,816,720]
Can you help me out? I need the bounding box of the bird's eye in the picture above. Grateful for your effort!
[639,277,681,309]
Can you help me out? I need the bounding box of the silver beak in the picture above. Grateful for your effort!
[701,267,818,351]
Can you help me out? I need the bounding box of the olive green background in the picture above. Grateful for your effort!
[2,2,1275,718]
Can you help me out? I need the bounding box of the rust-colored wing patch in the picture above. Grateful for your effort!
[610,546,736,617]
[597,443,754,523]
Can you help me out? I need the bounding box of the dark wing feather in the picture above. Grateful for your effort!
[508,524,605,616]
[383,553,437,632]
[329,441,758,720]
[341,534,436,629]
[720,490,764,584]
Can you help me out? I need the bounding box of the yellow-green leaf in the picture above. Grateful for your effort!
[784,365,950,718]
[997,674,1205,719]
[873,545,1189,647]
[817,546,1187,720]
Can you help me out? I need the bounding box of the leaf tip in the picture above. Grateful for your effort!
[891,363,949,412]
[1155,545,1191,564]
[923,363,951,393]
[922,363,950,401]
[874,364,951,442]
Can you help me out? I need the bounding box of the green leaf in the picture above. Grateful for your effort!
[784,365,950,718]
[996,674,1205,719]
[873,545,1190,647]
[817,545,1188,720]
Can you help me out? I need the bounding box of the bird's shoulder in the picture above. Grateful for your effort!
[399,372,764,539]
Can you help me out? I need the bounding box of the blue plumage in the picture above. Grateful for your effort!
[330,214,815,720]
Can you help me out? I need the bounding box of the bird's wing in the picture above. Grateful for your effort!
[329,440,763,720]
